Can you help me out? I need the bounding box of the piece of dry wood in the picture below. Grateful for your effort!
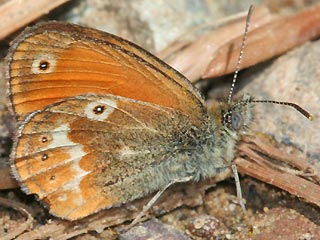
[0,0,70,40]
[203,3,320,78]
[0,196,33,240]
[236,157,320,207]
[236,135,320,208]
[242,135,320,183]
[159,5,273,82]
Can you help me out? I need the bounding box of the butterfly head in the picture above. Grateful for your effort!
[222,94,254,132]
[207,94,254,136]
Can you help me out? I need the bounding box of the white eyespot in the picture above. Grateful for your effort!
[31,53,56,74]
[84,99,117,121]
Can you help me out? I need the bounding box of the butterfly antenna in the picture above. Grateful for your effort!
[227,5,313,122]
[228,5,254,105]
[250,99,314,120]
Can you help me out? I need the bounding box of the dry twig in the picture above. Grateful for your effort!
[0,0,70,40]
[0,196,33,240]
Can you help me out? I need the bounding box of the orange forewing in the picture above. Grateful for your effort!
[6,22,206,125]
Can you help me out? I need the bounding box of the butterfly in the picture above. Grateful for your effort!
[6,21,254,220]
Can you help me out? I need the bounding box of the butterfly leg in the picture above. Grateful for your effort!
[122,176,193,232]
[231,164,246,213]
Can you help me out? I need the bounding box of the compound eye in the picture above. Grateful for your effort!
[231,112,243,130]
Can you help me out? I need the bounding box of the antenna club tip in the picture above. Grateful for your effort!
[308,115,314,121]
